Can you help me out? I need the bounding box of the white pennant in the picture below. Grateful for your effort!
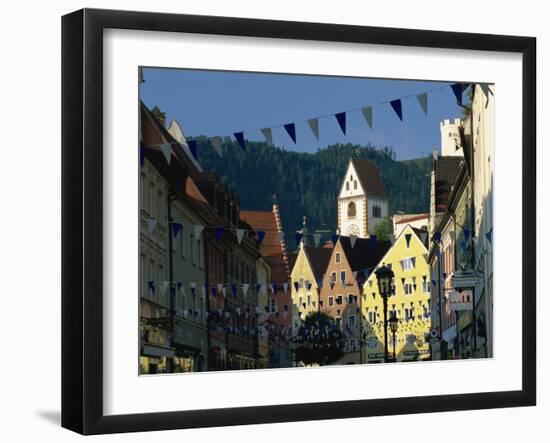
[352,271,358,279]
[350,234,358,249]
[160,143,172,165]
[283,283,288,294]
[217,283,223,292]
[161,281,169,293]
[261,128,273,145]
[389,234,396,245]
[307,118,320,140]
[276,232,285,242]
[242,284,250,297]
[361,106,373,129]
[211,136,223,156]
[221,287,227,298]
[313,233,321,247]
[236,229,246,244]
[416,92,428,115]
[189,282,196,289]
[194,225,204,238]
[146,218,157,235]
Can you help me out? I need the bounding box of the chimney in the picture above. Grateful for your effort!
[151,106,166,128]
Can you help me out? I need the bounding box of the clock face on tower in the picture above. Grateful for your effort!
[347,224,359,236]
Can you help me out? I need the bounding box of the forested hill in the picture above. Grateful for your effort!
[194,137,431,236]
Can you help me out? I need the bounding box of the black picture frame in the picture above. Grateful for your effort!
[62,8,536,435]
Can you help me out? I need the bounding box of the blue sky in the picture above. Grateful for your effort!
[140,68,464,160]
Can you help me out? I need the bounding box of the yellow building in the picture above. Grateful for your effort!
[290,244,333,330]
[362,225,432,363]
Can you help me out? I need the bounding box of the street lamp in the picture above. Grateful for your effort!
[375,264,395,363]
[388,311,399,362]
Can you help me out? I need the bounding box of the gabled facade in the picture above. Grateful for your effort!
[362,225,431,363]
[319,236,391,364]
[290,245,333,325]
[337,158,389,238]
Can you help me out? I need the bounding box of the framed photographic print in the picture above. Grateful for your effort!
[61,8,536,435]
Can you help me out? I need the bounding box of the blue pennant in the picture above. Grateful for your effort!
[485,228,493,244]
[331,234,339,246]
[433,232,441,243]
[390,99,403,121]
[147,281,155,294]
[257,230,266,246]
[231,284,237,297]
[233,131,246,150]
[215,227,224,241]
[295,232,303,246]
[335,112,346,135]
[171,222,182,238]
[462,228,470,241]
[256,283,262,293]
[404,233,412,248]
[284,123,297,144]
[187,140,197,160]
[451,83,463,106]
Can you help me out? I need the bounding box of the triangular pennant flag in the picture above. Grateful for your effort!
[307,118,320,140]
[242,284,249,297]
[160,143,172,165]
[215,227,224,241]
[194,225,204,238]
[352,271,358,279]
[416,92,428,115]
[331,234,339,246]
[221,287,226,298]
[146,218,157,235]
[361,107,373,129]
[295,232,303,246]
[140,143,145,167]
[217,283,223,293]
[312,233,321,247]
[485,228,493,244]
[335,112,346,135]
[390,99,403,121]
[350,234,357,249]
[284,123,297,144]
[283,283,288,294]
[257,230,266,246]
[451,83,463,106]
[233,131,246,150]
[236,228,245,244]
[275,232,285,242]
[231,284,237,297]
[462,228,470,242]
[261,128,273,146]
[389,234,395,245]
[433,232,441,243]
[171,222,182,238]
[210,136,223,156]
[405,233,412,248]
[187,140,197,160]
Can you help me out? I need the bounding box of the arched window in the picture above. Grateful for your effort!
[346,181,349,191]
[348,201,356,218]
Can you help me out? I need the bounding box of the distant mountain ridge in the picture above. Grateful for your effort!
[194,137,431,238]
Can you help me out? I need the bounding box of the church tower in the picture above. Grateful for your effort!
[337,158,389,238]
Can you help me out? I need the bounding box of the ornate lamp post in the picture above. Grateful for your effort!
[375,264,395,363]
[388,311,399,362]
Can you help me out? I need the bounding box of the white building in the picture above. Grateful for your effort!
[337,158,389,238]
[441,118,464,157]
